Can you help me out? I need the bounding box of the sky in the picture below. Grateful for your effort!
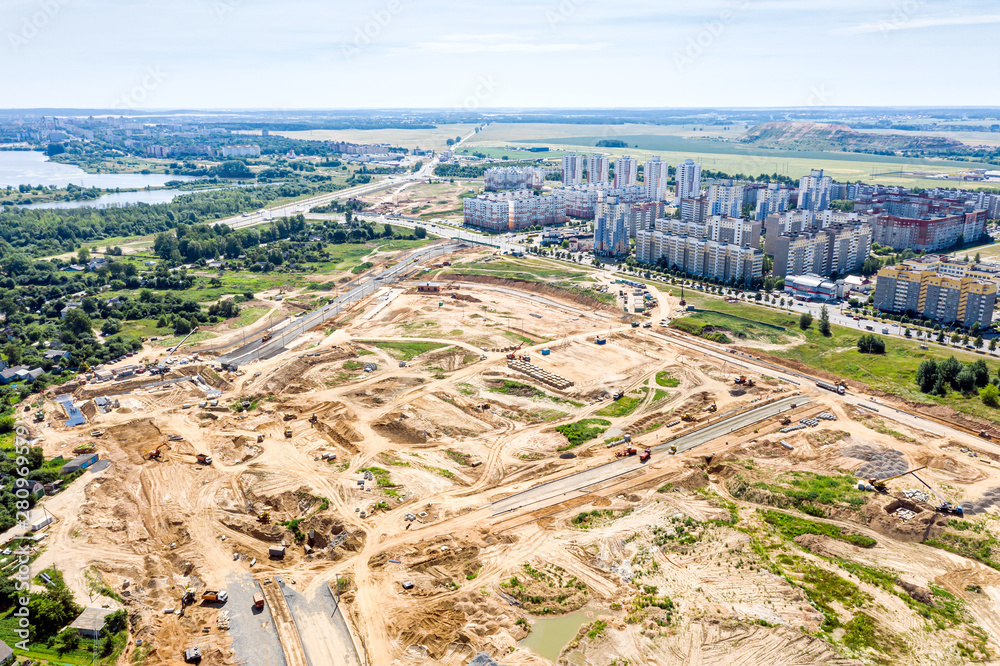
[3,0,1000,109]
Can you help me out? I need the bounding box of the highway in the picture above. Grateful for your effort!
[217,241,465,367]
[490,394,807,518]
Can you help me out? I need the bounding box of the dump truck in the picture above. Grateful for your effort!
[201,590,228,603]
[253,592,265,609]
[195,454,213,465]
[615,447,638,458]
[639,448,651,462]
[668,444,677,455]
[612,390,625,400]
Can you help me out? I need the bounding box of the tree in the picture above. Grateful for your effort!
[799,311,813,330]
[818,305,831,336]
[101,318,121,336]
[937,330,945,343]
[991,338,997,353]
[916,359,938,393]
[62,309,93,337]
[956,367,977,393]
[983,383,1000,407]
[857,334,885,354]
[414,227,427,239]
[976,335,985,350]
[77,247,91,264]
[976,252,982,263]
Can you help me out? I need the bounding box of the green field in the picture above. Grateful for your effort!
[228,307,269,328]
[359,341,448,361]
[444,257,588,283]
[686,295,1000,424]
[463,122,1000,188]
[273,124,479,150]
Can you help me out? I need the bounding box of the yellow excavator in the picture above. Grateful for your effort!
[257,510,270,524]
[870,466,927,492]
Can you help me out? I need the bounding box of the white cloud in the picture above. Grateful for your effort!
[839,13,1000,35]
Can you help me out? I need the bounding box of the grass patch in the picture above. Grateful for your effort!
[655,371,680,388]
[359,340,447,361]
[227,306,268,329]
[352,261,374,274]
[487,379,543,398]
[555,418,612,450]
[596,394,643,418]
[651,389,669,403]
[446,450,473,466]
[729,471,869,515]
[924,530,1000,570]
[762,510,877,548]
[500,563,588,614]
[571,508,631,529]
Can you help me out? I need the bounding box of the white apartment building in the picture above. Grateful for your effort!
[707,181,745,218]
[221,144,261,158]
[587,154,609,185]
[644,157,670,201]
[754,183,790,221]
[614,156,638,188]
[635,216,763,283]
[674,159,702,205]
[798,168,834,212]
[562,154,584,186]
[484,166,546,191]
[562,184,648,218]
[463,191,566,231]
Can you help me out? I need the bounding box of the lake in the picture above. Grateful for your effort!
[0,149,194,189]
[22,189,199,210]
[518,606,608,663]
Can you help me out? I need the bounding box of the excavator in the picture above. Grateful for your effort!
[909,470,964,515]
[147,443,170,461]
[506,342,524,361]
[256,510,270,524]
[870,465,927,492]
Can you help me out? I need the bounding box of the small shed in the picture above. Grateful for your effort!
[269,546,286,560]
[61,452,99,475]
[69,607,117,638]
[416,282,441,293]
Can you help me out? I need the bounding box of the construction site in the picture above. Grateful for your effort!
[21,242,1000,666]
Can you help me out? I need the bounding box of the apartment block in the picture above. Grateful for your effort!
[221,144,261,158]
[463,191,566,231]
[614,156,638,188]
[754,183,790,221]
[594,195,630,256]
[680,196,710,224]
[770,222,872,279]
[874,265,997,328]
[635,216,763,283]
[587,154,609,185]
[798,168,833,212]
[644,157,670,201]
[484,166,546,191]
[873,210,987,252]
[707,181,745,218]
[562,153,584,186]
[562,184,648,219]
[674,159,702,204]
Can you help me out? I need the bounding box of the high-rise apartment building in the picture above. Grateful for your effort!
[644,157,670,201]
[484,166,546,191]
[680,196,710,224]
[635,216,763,284]
[587,154,609,185]
[707,181,745,218]
[874,265,997,328]
[594,195,630,257]
[770,222,872,279]
[754,183,790,221]
[463,191,566,231]
[614,156,638,189]
[561,153,584,186]
[798,168,833,212]
[674,159,702,205]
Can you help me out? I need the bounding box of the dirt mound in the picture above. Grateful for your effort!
[445,274,615,311]
[390,599,468,659]
[793,534,866,558]
[219,514,286,542]
[262,349,353,395]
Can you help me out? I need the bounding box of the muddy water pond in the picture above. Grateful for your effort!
[518,605,608,663]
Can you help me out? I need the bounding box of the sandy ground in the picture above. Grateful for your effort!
[21,252,1000,666]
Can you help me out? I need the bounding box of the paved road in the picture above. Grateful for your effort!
[489,395,807,517]
[218,241,465,367]
[280,581,362,666]
[224,572,287,666]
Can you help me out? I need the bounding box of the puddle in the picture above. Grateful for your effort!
[518,605,607,663]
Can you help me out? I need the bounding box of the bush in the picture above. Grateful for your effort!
[857,334,885,354]
[982,384,1000,407]
[799,311,813,330]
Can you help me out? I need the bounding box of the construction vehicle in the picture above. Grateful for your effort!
[309,413,318,424]
[147,443,170,460]
[980,430,992,440]
[284,427,293,438]
[909,470,964,515]
[506,342,524,360]
[152,326,198,375]
[816,380,846,395]
[257,510,270,524]
[631,321,640,328]
[612,390,625,400]
[615,447,638,458]
[639,448,651,462]
[704,403,717,413]
[181,588,195,607]
[679,286,686,307]
[253,592,265,609]
[870,466,927,492]
[735,375,747,385]
[201,590,228,603]
[257,434,265,443]
[34,410,44,422]
[681,414,697,422]
[668,444,677,455]
[261,331,273,343]
[779,415,792,426]
[521,354,531,363]
[195,454,213,465]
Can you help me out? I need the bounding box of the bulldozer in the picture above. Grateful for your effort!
[681,414,697,422]
[284,427,293,439]
[147,443,170,461]
[779,415,792,426]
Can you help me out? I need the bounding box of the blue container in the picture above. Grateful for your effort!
[541,349,551,356]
